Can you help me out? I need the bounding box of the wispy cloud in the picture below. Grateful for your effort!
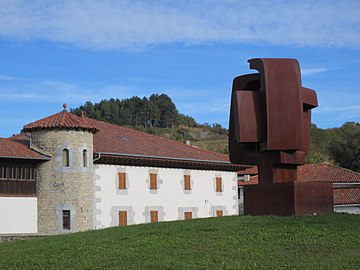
[206,103,230,114]
[301,68,327,76]
[0,78,139,104]
[0,75,16,80]
[0,0,359,50]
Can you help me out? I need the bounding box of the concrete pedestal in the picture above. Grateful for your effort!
[243,182,333,216]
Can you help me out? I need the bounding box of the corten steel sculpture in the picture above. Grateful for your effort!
[229,58,333,216]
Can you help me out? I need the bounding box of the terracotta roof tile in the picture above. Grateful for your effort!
[334,188,360,205]
[0,137,48,160]
[23,109,98,133]
[85,117,233,164]
[297,164,360,183]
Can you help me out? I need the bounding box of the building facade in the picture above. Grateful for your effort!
[0,106,243,234]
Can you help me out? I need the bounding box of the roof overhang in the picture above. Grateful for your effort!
[0,156,50,162]
[94,152,246,172]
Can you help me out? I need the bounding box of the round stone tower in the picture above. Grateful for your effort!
[23,104,99,234]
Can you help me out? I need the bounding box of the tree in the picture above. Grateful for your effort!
[149,94,178,128]
[330,122,360,172]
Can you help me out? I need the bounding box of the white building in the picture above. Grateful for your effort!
[0,105,244,234]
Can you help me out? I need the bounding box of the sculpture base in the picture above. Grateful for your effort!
[243,182,333,216]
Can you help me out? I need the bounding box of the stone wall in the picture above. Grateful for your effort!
[31,129,94,234]
[0,234,45,243]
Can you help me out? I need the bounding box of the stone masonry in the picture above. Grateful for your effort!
[31,129,94,234]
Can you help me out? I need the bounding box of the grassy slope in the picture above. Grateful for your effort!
[1,214,359,270]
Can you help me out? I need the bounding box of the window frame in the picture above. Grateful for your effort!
[62,210,71,230]
[62,148,70,167]
[82,149,87,167]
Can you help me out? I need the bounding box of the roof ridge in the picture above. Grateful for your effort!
[322,163,360,175]
[305,162,360,174]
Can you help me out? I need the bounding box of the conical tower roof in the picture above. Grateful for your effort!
[23,104,99,133]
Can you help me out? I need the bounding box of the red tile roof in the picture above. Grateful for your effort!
[86,117,234,164]
[23,109,98,133]
[0,137,48,160]
[297,164,360,183]
[334,188,360,205]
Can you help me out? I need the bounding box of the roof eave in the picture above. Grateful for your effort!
[93,152,246,172]
[0,155,50,161]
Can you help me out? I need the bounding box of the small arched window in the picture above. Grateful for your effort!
[82,149,87,167]
[62,149,69,167]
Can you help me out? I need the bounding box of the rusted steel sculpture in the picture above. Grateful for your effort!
[229,58,333,216]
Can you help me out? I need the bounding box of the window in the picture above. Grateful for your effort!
[0,164,36,181]
[118,172,126,190]
[150,173,157,190]
[216,177,222,192]
[216,210,223,217]
[29,167,35,180]
[184,175,191,190]
[62,149,69,167]
[82,150,87,167]
[0,165,7,179]
[62,210,71,230]
[8,165,17,180]
[118,211,127,226]
[184,211,192,220]
[150,210,158,223]
[18,166,26,180]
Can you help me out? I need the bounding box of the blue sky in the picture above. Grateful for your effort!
[0,0,359,137]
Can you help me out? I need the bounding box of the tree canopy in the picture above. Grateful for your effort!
[71,94,197,129]
[308,122,360,172]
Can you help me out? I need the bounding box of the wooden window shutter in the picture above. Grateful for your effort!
[184,175,191,190]
[150,173,157,190]
[118,211,127,226]
[216,210,223,217]
[184,211,192,220]
[216,177,222,192]
[118,172,126,189]
[150,210,158,223]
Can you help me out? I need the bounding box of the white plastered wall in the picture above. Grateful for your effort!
[334,205,360,214]
[94,165,238,228]
[0,197,37,234]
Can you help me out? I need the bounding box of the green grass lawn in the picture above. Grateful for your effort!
[0,214,359,270]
